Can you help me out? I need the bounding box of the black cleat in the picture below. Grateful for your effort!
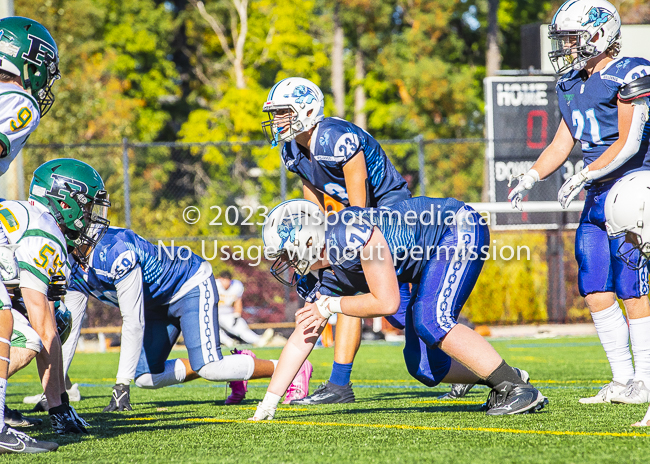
[30,397,49,413]
[4,406,42,428]
[483,368,530,410]
[438,384,475,399]
[49,405,87,435]
[0,425,58,453]
[289,381,355,405]
[485,381,548,415]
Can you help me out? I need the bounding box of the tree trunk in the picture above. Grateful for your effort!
[486,0,501,77]
[331,2,345,118]
[354,48,366,129]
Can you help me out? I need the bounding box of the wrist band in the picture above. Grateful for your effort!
[315,295,342,319]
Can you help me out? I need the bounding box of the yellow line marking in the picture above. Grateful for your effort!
[238,407,311,411]
[126,417,156,421]
[412,400,485,405]
[184,418,650,438]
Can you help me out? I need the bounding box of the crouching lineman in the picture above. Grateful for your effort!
[60,226,312,411]
[251,199,548,420]
[0,158,108,442]
[603,169,650,426]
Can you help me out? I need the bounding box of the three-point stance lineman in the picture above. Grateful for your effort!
[62,227,312,410]
[251,199,547,420]
[509,0,650,404]
[262,77,412,404]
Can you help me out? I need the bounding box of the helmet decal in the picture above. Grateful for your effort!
[582,7,612,27]
[277,216,302,249]
[46,174,89,200]
[291,85,317,105]
[21,34,56,66]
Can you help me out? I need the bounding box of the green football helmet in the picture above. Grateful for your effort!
[29,159,110,265]
[0,16,60,116]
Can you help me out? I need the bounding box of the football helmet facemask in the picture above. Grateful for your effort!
[548,0,621,75]
[261,77,324,147]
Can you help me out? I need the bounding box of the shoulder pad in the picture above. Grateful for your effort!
[619,75,650,102]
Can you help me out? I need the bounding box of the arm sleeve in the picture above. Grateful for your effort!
[61,290,89,376]
[588,98,650,181]
[114,267,145,385]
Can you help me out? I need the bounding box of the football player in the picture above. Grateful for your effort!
[60,226,312,411]
[509,0,650,404]
[250,199,547,420]
[0,158,108,440]
[216,270,274,348]
[0,16,61,452]
[603,170,650,425]
[262,77,421,404]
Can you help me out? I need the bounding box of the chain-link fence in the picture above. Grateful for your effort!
[21,138,587,326]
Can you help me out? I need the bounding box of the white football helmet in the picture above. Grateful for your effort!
[605,170,650,270]
[548,0,621,75]
[262,200,326,286]
[261,77,325,147]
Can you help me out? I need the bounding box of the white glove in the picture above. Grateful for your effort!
[0,244,20,281]
[508,170,540,211]
[558,167,590,209]
[249,402,276,421]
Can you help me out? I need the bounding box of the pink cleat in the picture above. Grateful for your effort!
[283,360,313,404]
[225,349,256,405]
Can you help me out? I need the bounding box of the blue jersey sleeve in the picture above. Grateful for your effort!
[315,120,363,168]
[104,230,141,284]
[603,57,650,90]
[326,208,375,265]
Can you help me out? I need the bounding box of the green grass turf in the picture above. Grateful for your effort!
[2,336,649,463]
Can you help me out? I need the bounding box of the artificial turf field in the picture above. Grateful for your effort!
[2,336,650,463]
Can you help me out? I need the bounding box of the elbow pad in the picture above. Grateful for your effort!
[619,75,650,102]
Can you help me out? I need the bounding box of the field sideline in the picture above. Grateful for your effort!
[2,336,649,463]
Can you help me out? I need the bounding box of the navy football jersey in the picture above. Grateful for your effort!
[68,227,206,309]
[281,117,409,206]
[556,56,650,180]
[323,197,464,292]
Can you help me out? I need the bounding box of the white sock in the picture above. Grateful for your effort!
[261,391,281,410]
[0,378,6,426]
[630,316,650,385]
[271,359,279,370]
[591,302,634,384]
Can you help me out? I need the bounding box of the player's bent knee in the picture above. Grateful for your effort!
[135,359,189,389]
[412,302,449,347]
[197,354,255,382]
[134,374,156,389]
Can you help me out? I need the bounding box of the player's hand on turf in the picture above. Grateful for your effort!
[507,169,540,211]
[295,298,327,332]
[248,403,276,421]
[103,384,133,412]
[558,167,590,209]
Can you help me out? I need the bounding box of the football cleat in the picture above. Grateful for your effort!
[248,403,276,421]
[485,381,548,416]
[579,380,628,404]
[611,380,650,404]
[289,381,354,405]
[283,360,313,404]
[48,405,87,435]
[225,349,256,405]
[438,384,475,400]
[483,368,530,410]
[4,406,42,428]
[0,426,58,453]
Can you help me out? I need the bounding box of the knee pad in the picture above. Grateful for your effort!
[412,301,446,347]
[135,359,187,389]
[197,353,255,382]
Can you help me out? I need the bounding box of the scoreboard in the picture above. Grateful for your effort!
[484,75,583,228]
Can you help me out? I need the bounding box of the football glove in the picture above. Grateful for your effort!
[248,402,276,421]
[558,167,590,209]
[103,384,132,412]
[47,275,67,302]
[507,169,540,211]
[0,244,19,281]
[48,404,87,435]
